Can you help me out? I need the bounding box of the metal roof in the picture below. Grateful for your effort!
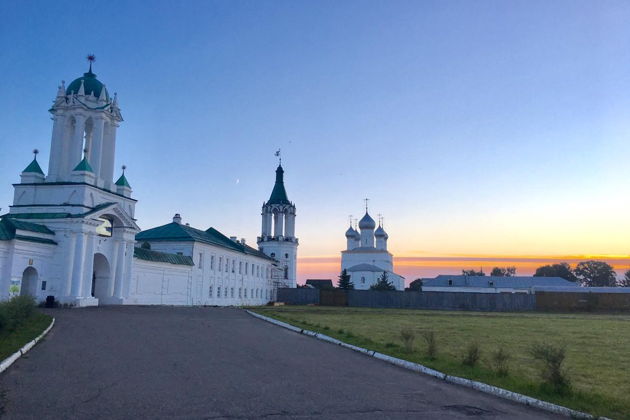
[133,247,193,266]
[346,263,386,272]
[0,218,56,245]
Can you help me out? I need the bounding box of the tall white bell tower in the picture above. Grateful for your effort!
[257,163,298,288]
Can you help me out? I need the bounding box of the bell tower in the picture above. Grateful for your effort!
[47,55,123,190]
[257,162,298,288]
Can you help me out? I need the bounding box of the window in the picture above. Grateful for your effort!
[251,288,254,298]
[284,266,288,279]
[448,279,453,286]
[239,261,242,274]
[198,253,203,269]
[239,287,242,298]
[244,288,247,298]
[245,262,249,274]
[219,257,223,271]
[361,276,365,284]
[225,258,229,272]
[217,286,221,298]
[285,253,289,259]
[96,216,113,237]
[41,281,47,291]
[211,255,215,270]
[209,285,213,298]
[224,287,228,297]
[257,266,260,277]
[231,287,234,298]
[232,260,235,273]
[177,252,183,256]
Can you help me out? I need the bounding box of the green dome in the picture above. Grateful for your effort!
[66,70,108,100]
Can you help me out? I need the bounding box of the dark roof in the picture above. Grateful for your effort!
[346,263,386,272]
[23,158,44,175]
[305,279,334,289]
[2,202,117,221]
[136,222,274,260]
[133,247,194,266]
[0,218,56,245]
[73,157,93,172]
[115,173,131,188]
[267,165,290,205]
[422,275,574,289]
[66,69,109,100]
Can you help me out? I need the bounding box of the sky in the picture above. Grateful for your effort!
[2,0,630,284]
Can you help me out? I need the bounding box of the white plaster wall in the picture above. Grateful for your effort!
[341,250,393,273]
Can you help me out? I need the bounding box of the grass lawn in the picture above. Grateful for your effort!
[0,312,52,361]
[253,306,630,419]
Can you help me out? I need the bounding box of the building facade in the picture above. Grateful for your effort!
[0,62,296,306]
[340,209,404,290]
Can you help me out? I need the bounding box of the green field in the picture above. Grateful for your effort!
[253,306,630,419]
[0,313,52,361]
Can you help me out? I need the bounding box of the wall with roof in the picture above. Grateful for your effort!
[0,239,56,301]
[128,259,193,305]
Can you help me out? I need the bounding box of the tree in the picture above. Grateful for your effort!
[462,269,485,276]
[534,263,577,282]
[337,269,354,290]
[408,278,423,292]
[490,266,516,277]
[618,270,630,287]
[573,260,617,287]
[370,272,396,291]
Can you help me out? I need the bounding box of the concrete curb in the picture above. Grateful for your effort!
[246,310,608,420]
[0,317,55,375]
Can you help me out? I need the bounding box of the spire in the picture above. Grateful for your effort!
[86,54,96,75]
[115,165,131,188]
[22,149,44,175]
[77,79,85,96]
[267,164,290,205]
[98,84,107,102]
[56,81,66,98]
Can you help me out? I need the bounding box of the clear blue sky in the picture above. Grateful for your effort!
[2,1,630,280]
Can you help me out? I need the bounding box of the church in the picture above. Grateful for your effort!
[340,207,405,290]
[0,60,298,306]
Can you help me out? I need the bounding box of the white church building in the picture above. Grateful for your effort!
[0,61,297,307]
[340,209,404,290]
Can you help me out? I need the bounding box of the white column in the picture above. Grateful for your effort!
[114,239,126,298]
[64,233,77,296]
[102,123,117,189]
[286,212,295,238]
[261,211,267,237]
[91,117,105,180]
[122,242,133,298]
[81,234,95,298]
[71,233,86,297]
[70,115,86,173]
[47,114,65,181]
[265,212,273,236]
[274,212,284,237]
[108,240,120,297]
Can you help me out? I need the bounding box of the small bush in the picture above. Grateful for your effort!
[399,328,416,353]
[385,342,398,348]
[422,330,437,360]
[530,343,571,395]
[0,295,36,332]
[462,342,481,367]
[491,347,510,377]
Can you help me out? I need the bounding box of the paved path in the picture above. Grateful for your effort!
[0,307,560,419]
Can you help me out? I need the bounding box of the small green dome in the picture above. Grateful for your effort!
[66,70,108,100]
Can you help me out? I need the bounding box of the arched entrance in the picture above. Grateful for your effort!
[20,267,39,297]
[91,253,111,301]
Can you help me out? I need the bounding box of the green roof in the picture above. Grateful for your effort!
[0,218,56,245]
[23,158,44,175]
[134,247,194,266]
[267,165,290,205]
[2,202,116,221]
[136,222,273,260]
[66,70,109,100]
[73,157,93,172]
[115,173,131,188]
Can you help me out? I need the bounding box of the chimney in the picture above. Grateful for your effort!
[241,238,246,245]
[230,236,237,242]
[173,213,182,224]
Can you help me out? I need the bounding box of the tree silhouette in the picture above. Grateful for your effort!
[490,266,516,277]
[370,272,396,291]
[574,261,617,287]
[534,263,577,282]
[337,269,354,290]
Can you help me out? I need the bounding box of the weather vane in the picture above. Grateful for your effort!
[122,164,127,174]
[274,148,281,164]
[33,149,39,159]
[86,54,96,72]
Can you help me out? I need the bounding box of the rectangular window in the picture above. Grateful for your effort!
[244,288,247,298]
[232,260,235,273]
[198,253,203,269]
[41,281,47,291]
[231,287,234,298]
[209,285,213,298]
[225,258,229,272]
[211,255,215,270]
[224,287,228,297]
[219,257,222,271]
[245,262,249,275]
[217,286,221,298]
[239,287,242,298]
[239,261,242,274]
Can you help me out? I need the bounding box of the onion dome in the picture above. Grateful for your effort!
[345,226,356,238]
[66,63,109,100]
[358,212,376,230]
[375,225,387,237]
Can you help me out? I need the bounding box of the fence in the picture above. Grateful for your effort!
[536,291,630,312]
[277,288,319,305]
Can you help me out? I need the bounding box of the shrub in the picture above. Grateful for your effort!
[399,328,416,353]
[0,295,36,332]
[422,330,437,360]
[462,342,481,367]
[491,346,510,377]
[530,343,571,394]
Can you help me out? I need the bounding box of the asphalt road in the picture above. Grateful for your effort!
[0,306,560,419]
